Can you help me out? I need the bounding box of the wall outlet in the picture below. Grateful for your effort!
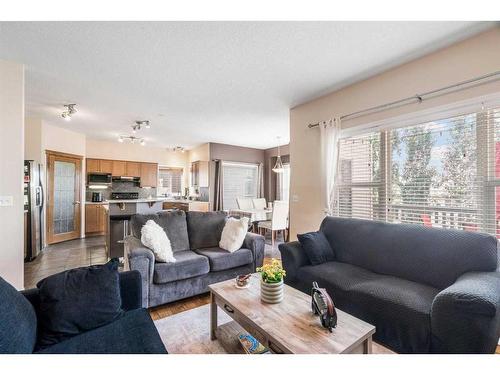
[292,194,299,203]
[0,196,14,207]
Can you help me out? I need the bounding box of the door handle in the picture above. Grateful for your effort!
[73,201,80,205]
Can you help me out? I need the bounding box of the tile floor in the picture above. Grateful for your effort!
[24,235,108,289]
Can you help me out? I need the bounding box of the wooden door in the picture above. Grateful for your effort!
[46,150,83,244]
[112,160,126,176]
[140,163,158,187]
[86,158,100,174]
[99,159,113,174]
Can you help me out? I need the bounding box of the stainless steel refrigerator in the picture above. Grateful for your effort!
[24,160,44,261]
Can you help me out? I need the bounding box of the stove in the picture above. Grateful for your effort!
[110,192,139,200]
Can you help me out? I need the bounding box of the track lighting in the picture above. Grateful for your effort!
[61,104,77,121]
[173,146,185,153]
[132,120,151,133]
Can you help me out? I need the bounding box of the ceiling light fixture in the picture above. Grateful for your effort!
[118,135,145,146]
[61,103,77,121]
[272,136,284,174]
[173,146,185,153]
[132,120,151,133]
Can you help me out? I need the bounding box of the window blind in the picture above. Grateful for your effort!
[222,162,259,210]
[335,106,500,238]
[158,167,183,196]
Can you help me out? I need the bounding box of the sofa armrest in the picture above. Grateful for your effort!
[278,241,310,284]
[243,232,265,270]
[125,236,155,308]
[119,270,142,311]
[431,271,500,353]
[21,288,40,312]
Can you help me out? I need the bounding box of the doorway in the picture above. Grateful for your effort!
[45,150,83,244]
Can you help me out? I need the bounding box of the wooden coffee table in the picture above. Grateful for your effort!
[209,273,377,354]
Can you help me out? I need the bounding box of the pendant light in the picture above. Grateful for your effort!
[272,136,284,173]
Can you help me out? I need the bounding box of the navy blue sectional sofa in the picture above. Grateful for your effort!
[0,271,167,354]
[279,217,500,354]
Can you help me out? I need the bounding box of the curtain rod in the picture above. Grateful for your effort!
[307,70,500,128]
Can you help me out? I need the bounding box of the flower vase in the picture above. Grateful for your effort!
[260,279,284,304]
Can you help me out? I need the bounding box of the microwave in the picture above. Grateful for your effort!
[88,172,112,185]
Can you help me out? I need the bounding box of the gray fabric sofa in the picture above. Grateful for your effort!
[279,216,500,354]
[125,210,265,308]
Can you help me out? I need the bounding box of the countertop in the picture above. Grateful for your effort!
[86,198,209,205]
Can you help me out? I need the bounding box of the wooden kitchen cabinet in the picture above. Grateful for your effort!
[140,163,158,187]
[112,160,126,176]
[163,201,210,212]
[86,159,100,174]
[99,159,113,174]
[126,162,141,177]
[85,204,107,235]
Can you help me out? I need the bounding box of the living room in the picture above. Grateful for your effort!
[1,1,499,373]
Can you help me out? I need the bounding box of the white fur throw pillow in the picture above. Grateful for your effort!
[219,217,249,252]
[141,220,176,263]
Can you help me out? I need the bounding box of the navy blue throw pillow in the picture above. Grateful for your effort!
[297,231,335,266]
[36,259,123,349]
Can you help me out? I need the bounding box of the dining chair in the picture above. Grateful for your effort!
[258,200,289,248]
[236,198,254,210]
[252,198,267,210]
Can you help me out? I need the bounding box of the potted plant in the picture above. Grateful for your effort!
[256,259,286,304]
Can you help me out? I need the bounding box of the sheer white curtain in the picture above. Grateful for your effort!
[320,118,341,215]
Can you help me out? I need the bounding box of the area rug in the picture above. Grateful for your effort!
[154,304,232,354]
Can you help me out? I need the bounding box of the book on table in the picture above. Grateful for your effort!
[237,333,270,354]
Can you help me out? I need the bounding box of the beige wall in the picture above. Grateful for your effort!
[289,27,500,239]
[25,117,43,163]
[0,60,24,289]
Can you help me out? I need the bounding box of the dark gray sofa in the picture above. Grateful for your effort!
[126,210,265,308]
[0,271,167,354]
[279,216,500,354]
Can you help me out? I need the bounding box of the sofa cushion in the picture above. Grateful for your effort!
[35,260,123,349]
[296,261,379,302]
[297,231,335,265]
[153,250,209,284]
[319,216,498,289]
[0,277,38,354]
[348,277,439,353]
[130,210,190,252]
[194,247,254,272]
[187,211,227,249]
[35,308,167,354]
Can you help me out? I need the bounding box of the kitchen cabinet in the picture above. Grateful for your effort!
[85,204,107,235]
[126,162,141,177]
[86,159,100,174]
[140,163,158,187]
[191,161,209,187]
[99,159,113,174]
[163,201,210,212]
[112,160,126,176]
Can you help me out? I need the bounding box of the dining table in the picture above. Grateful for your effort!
[228,208,272,223]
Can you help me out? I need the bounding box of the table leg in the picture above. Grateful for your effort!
[210,292,217,340]
[363,336,373,354]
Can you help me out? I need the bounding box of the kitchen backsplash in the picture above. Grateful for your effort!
[85,181,157,201]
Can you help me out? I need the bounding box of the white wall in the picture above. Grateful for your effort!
[0,60,24,289]
[289,27,500,239]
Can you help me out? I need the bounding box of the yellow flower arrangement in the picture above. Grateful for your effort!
[256,259,286,283]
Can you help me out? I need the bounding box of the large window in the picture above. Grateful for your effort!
[158,167,183,197]
[222,162,259,210]
[336,105,500,237]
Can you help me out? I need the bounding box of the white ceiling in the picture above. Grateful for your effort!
[0,22,493,149]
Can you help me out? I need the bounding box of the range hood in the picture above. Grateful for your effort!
[112,176,141,185]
